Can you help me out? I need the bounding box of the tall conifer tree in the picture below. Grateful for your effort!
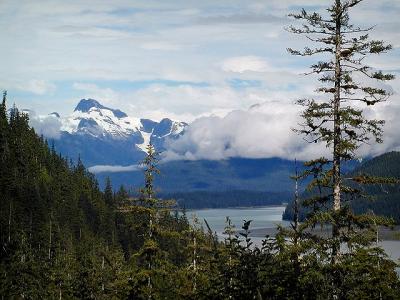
[288,0,395,258]
[287,0,400,297]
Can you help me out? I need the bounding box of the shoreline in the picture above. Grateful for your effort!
[186,204,287,212]
[246,225,400,241]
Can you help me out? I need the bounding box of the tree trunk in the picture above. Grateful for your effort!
[102,255,105,292]
[8,201,11,243]
[193,235,197,292]
[293,159,299,246]
[332,0,342,263]
[49,213,52,260]
[29,211,32,241]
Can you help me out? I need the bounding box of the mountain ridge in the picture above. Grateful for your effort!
[74,98,128,118]
[42,98,187,165]
[40,98,355,195]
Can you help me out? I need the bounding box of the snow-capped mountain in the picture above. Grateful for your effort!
[26,99,359,195]
[61,99,140,138]
[47,99,187,166]
[58,98,186,151]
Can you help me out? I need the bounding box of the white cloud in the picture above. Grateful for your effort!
[72,82,121,107]
[19,79,56,95]
[164,94,400,161]
[28,111,62,139]
[358,93,400,158]
[0,0,398,161]
[221,56,270,73]
[196,13,285,25]
[129,84,244,119]
[88,164,140,173]
[163,101,317,161]
[140,42,182,51]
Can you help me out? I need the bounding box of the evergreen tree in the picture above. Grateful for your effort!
[0,91,8,163]
[288,0,395,255]
[287,0,399,297]
[104,177,114,208]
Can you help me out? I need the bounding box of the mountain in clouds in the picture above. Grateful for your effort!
[50,98,187,166]
[28,98,361,199]
[41,99,300,196]
[74,98,128,118]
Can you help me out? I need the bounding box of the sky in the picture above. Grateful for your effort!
[1,0,400,161]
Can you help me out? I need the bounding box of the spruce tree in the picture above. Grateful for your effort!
[138,142,161,299]
[104,177,114,208]
[288,0,394,256]
[287,0,399,297]
[0,91,8,163]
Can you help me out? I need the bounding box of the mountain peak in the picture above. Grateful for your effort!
[74,98,128,118]
[74,98,102,113]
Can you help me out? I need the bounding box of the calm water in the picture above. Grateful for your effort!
[189,206,400,263]
[189,205,289,235]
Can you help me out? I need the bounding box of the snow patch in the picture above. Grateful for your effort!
[60,107,142,137]
[137,129,153,153]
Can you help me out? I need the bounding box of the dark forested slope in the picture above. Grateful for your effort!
[162,190,291,209]
[0,96,196,298]
[283,152,400,223]
[1,96,399,299]
[348,152,400,223]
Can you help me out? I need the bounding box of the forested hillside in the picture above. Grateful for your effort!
[349,152,400,222]
[0,96,203,298]
[283,152,400,223]
[95,157,302,193]
[2,97,400,298]
[162,190,290,209]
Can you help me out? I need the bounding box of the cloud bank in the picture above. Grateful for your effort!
[222,56,270,73]
[28,112,62,139]
[1,0,398,163]
[164,99,400,162]
[163,101,324,161]
[88,164,140,174]
[3,0,398,123]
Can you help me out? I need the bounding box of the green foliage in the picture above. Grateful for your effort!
[2,5,400,291]
[0,96,206,299]
[284,152,400,224]
[282,0,400,298]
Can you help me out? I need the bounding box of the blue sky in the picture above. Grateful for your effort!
[1,0,397,120]
[1,0,400,159]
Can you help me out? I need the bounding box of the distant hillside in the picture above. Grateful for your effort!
[96,157,303,194]
[161,190,291,209]
[95,158,361,209]
[40,98,363,198]
[350,151,400,178]
[348,151,400,223]
[283,152,400,223]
